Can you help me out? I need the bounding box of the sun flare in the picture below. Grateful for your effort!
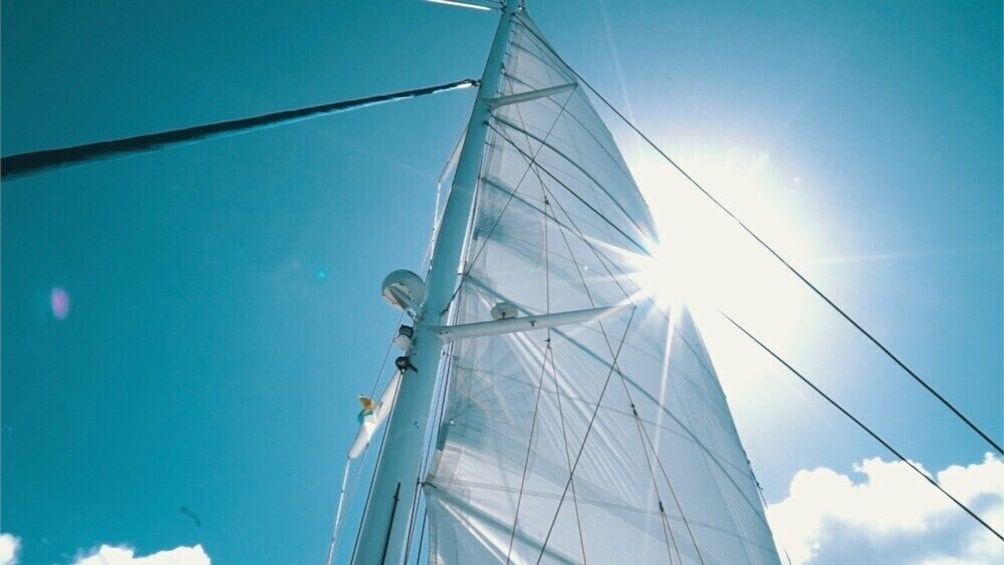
[622,140,822,421]
[624,142,816,315]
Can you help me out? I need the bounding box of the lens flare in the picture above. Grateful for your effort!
[50,286,70,320]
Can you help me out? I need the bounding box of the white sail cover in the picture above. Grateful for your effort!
[424,12,780,564]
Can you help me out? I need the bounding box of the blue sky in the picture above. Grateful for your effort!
[2,1,1000,564]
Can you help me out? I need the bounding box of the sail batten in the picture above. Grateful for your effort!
[421,10,780,564]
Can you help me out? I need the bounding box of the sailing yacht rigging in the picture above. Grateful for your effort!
[3,2,999,561]
[349,1,781,563]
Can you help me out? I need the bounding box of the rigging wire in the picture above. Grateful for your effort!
[540,193,589,563]
[530,147,685,562]
[1,78,479,180]
[324,458,354,565]
[488,60,594,562]
[547,342,591,563]
[535,309,637,564]
[504,349,550,564]
[324,316,407,565]
[592,84,1004,455]
[492,112,775,556]
[343,321,413,562]
[542,176,701,564]
[499,106,777,535]
[722,311,1004,544]
[514,20,1002,458]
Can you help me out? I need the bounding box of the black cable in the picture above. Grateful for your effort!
[1,78,479,180]
[722,311,1004,543]
[514,19,1002,457]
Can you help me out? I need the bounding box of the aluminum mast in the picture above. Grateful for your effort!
[351,1,522,563]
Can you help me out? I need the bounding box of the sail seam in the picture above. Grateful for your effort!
[486,122,647,255]
[501,76,583,563]
[494,116,643,241]
[425,12,784,563]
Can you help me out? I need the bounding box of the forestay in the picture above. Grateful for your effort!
[423,11,781,564]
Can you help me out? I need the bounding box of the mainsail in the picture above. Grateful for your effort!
[355,3,781,564]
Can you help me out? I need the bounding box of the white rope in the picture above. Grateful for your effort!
[324,457,354,565]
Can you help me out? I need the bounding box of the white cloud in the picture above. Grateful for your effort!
[73,544,210,565]
[767,454,1004,565]
[0,534,20,565]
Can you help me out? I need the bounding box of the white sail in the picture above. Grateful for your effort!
[420,11,781,564]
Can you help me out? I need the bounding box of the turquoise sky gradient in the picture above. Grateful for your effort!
[3,1,1001,563]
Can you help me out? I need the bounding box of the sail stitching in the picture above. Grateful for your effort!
[476,355,761,482]
[510,15,647,228]
[500,39,564,563]
[538,311,779,541]
[517,143,646,553]
[497,21,652,248]
[548,342,590,564]
[430,13,782,562]
[497,68,640,205]
[432,478,782,553]
[667,315,776,560]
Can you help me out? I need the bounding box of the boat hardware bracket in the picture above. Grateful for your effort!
[427,303,632,343]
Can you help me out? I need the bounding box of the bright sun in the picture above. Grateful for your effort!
[623,141,822,418]
[626,143,816,314]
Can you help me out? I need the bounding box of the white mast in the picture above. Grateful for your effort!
[352,1,522,563]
